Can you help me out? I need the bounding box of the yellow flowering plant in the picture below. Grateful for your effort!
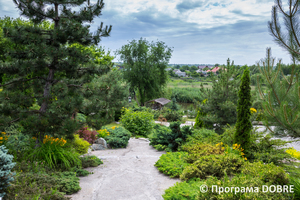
[286,147,300,160]
[0,131,9,145]
[96,129,110,139]
[216,142,247,161]
[250,108,257,114]
[29,135,80,169]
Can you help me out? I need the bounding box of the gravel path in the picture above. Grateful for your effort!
[66,138,179,200]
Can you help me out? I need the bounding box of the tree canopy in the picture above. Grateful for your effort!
[0,0,112,145]
[115,38,173,106]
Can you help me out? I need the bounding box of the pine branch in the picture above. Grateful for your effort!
[0,76,46,87]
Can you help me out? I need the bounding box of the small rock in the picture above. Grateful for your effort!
[91,144,106,151]
[258,121,263,125]
[94,138,107,148]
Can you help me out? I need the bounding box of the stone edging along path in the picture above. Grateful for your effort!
[66,138,179,200]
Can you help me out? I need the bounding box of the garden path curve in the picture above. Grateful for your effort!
[66,138,179,200]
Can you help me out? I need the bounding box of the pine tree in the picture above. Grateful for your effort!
[200,59,240,134]
[257,48,300,137]
[234,68,252,151]
[0,0,112,145]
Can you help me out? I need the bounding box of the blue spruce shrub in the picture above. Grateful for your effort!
[0,145,16,197]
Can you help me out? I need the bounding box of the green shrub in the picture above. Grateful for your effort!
[241,161,289,185]
[70,134,91,155]
[180,142,224,163]
[5,132,35,162]
[120,108,155,137]
[153,144,167,151]
[75,113,87,123]
[105,126,131,148]
[220,124,236,146]
[80,155,103,168]
[196,174,292,200]
[163,110,183,122]
[149,122,193,152]
[180,153,245,181]
[184,128,220,146]
[163,179,204,200]
[0,145,16,198]
[155,152,190,178]
[29,136,81,170]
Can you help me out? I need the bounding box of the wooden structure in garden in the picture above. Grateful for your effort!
[146,98,171,110]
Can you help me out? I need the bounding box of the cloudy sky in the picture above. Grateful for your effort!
[0,0,293,65]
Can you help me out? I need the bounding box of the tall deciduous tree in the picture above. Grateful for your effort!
[0,0,112,145]
[234,68,252,151]
[200,59,240,133]
[116,38,173,106]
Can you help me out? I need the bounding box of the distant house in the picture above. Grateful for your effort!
[196,69,202,73]
[175,71,186,77]
[165,68,172,71]
[207,67,221,74]
[146,98,171,110]
[198,65,214,69]
[173,69,181,73]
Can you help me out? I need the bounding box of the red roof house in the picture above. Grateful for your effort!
[207,67,221,74]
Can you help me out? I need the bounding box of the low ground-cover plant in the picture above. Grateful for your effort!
[183,128,220,146]
[80,155,103,168]
[286,147,300,160]
[104,126,131,148]
[196,174,292,200]
[155,152,190,178]
[180,153,245,181]
[5,171,80,199]
[163,178,204,200]
[120,108,155,137]
[29,135,81,170]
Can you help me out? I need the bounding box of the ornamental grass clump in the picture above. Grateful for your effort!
[30,135,81,170]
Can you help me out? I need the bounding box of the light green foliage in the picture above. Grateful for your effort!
[196,174,291,200]
[290,177,300,200]
[220,124,236,146]
[116,37,173,106]
[120,108,155,137]
[71,134,91,155]
[80,155,103,168]
[181,142,224,163]
[0,145,16,197]
[180,153,245,181]
[200,59,240,133]
[155,152,190,178]
[184,128,220,147]
[105,126,131,148]
[163,179,204,200]
[234,67,252,153]
[241,161,289,185]
[257,48,300,138]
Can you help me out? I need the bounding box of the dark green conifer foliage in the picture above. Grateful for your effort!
[0,0,112,145]
[234,68,252,151]
[200,59,240,134]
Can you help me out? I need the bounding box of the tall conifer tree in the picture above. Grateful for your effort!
[234,68,252,151]
[0,0,112,145]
